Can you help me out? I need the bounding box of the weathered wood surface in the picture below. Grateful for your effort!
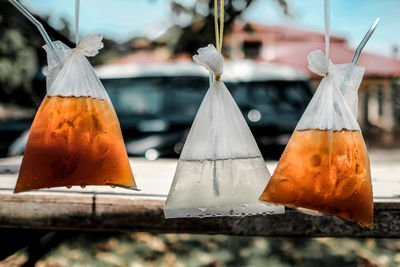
[1,192,400,237]
[0,151,399,237]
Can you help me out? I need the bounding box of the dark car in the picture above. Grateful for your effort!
[1,60,313,159]
[98,60,313,159]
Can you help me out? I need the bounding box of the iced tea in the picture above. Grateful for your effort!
[259,129,373,228]
[14,95,136,193]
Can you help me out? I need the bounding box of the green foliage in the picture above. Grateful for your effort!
[0,0,290,107]
[0,2,44,106]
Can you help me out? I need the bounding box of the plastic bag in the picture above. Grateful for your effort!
[14,35,136,193]
[163,45,284,218]
[259,50,373,228]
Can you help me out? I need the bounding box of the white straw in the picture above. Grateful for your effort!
[7,0,61,63]
[352,18,381,64]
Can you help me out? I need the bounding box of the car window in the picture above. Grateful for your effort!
[168,77,208,116]
[103,78,166,115]
[228,81,312,113]
[103,77,312,117]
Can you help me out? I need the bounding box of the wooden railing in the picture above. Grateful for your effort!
[1,155,399,237]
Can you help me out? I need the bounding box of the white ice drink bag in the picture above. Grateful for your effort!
[163,44,284,218]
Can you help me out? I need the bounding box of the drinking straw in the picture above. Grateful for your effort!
[352,18,381,64]
[8,0,62,64]
[340,18,381,109]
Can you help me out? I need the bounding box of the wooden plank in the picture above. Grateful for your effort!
[1,153,400,237]
[1,154,400,199]
[1,192,400,237]
[0,193,94,229]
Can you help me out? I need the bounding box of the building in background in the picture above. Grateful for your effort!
[225,21,400,146]
[108,20,400,146]
[3,3,400,160]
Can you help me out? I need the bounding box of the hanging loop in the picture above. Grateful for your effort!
[324,0,330,59]
[213,0,224,81]
[75,0,80,46]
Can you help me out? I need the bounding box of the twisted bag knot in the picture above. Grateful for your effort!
[193,44,224,77]
[75,35,104,57]
[307,50,332,76]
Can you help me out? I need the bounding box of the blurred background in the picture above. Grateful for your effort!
[1,0,400,266]
[1,0,400,160]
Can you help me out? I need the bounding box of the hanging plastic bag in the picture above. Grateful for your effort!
[259,49,373,228]
[14,35,136,193]
[163,45,284,218]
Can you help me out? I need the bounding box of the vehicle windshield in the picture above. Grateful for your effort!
[103,77,208,117]
[229,80,313,114]
[103,77,312,117]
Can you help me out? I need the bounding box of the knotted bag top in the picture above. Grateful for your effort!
[295,49,365,131]
[43,35,110,101]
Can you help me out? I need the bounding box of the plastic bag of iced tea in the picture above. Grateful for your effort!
[259,50,373,228]
[163,45,284,218]
[14,35,136,193]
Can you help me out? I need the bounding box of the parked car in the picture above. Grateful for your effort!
[2,60,313,160]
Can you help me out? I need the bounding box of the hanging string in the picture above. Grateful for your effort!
[213,0,224,81]
[214,1,219,53]
[324,0,330,59]
[75,0,80,46]
[214,0,224,53]
[219,0,224,53]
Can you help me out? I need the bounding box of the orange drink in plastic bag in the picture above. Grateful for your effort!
[14,95,136,193]
[14,35,137,193]
[260,129,373,228]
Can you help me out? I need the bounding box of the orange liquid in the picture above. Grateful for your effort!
[14,96,136,193]
[260,129,373,229]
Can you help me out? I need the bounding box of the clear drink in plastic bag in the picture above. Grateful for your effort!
[163,45,284,218]
[166,156,270,212]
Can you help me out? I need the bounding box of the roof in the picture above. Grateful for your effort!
[105,21,400,79]
[230,22,400,78]
[231,22,348,44]
[262,41,400,78]
[95,60,308,82]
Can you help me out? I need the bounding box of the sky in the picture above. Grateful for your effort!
[19,0,400,58]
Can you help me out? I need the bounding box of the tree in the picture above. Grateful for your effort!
[161,0,290,55]
[0,1,41,106]
[0,0,289,107]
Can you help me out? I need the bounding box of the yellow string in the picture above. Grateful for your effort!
[214,0,224,53]
[214,0,219,52]
[219,0,224,53]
